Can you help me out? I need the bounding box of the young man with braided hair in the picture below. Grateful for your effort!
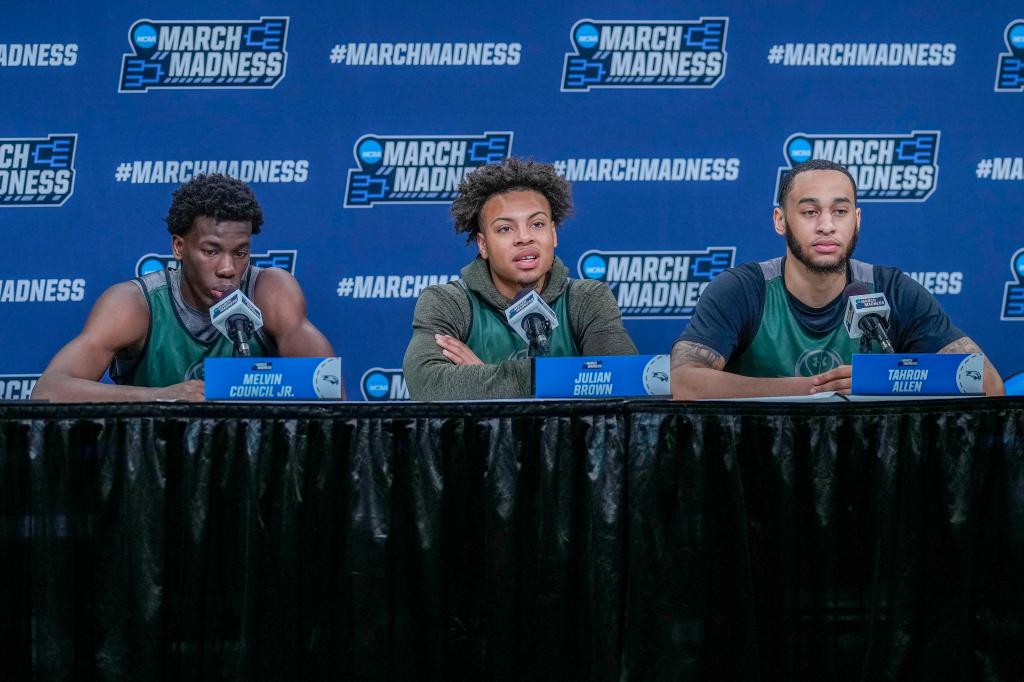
[403,157,636,400]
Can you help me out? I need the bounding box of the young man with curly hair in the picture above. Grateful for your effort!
[403,157,636,400]
[33,174,336,401]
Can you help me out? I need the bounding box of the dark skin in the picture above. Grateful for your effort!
[32,216,336,402]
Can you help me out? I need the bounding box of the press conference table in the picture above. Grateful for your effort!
[2,397,1022,680]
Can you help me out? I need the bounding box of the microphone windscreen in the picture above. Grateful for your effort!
[511,288,533,303]
[842,281,870,303]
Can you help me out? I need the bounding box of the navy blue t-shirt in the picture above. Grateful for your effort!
[676,259,964,362]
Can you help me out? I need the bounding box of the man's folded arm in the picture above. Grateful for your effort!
[403,287,531,400]
[32,283,203,402]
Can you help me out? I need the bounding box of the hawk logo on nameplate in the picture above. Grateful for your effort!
[1001,248,1024,321]
[995,20,1024,92]
[776,131,940,202]
[135,249,297,276]
[119,17,288,92]
[0,134,76,207]
[313,358,342,399]
[344,132,513,207]
[561,17,727,91]
[577,247,735,319]
[360,368,409,401]
[642,355,670,395]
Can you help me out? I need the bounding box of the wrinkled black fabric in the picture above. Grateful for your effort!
[1,399,1022,680]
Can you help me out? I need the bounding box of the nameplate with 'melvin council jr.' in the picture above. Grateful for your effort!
[204,357,342,400]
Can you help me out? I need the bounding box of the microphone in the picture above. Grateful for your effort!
[504,288,559,356]
[842,283,894,353]
[210,286,264,357]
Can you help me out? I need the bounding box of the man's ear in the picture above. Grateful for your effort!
[772,207,786,236]
[172,234,185,259]
[476,231,488,259]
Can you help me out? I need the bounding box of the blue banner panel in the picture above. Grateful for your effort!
[1,2,1022,399]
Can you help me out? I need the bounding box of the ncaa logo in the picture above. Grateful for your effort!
[787,137,813,164]
[132,23,158,50]
[574,23,600,49]
[1001,247,1024,320]
[360,367,409,401]
[358,139,383,165]
[794,349,843,376]
[581,253,608,279]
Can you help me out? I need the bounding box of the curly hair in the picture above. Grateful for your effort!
[165,173,264,236]
[451,158,573,241]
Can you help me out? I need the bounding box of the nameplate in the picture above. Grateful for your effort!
[851,353,983,396]
[534,354,670,398]
[204,357,343,400]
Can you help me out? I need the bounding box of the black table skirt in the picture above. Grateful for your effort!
[2,398,1023,680]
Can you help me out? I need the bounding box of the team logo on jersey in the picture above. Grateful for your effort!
[135,249,298,276]
[0,374,39,400]
[360,368,409,401]
[0,134,76,207]
[577,247,735,318]
[995,20,1024,92]
[1001,248,1024,320]
[344,132,513,207]
[561,17,727,91]
[794,349,843,376]
[119,17,288,92]
[775,131,940,203]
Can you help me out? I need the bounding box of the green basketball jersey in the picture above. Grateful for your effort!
[727,258,880,377]
[111,266,272,387]
[460,282,579,362]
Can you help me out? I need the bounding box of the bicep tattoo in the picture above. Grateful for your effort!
[671,341,726,371]
[938,336,982,355]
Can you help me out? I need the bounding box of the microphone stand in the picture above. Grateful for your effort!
[228,317,255,357]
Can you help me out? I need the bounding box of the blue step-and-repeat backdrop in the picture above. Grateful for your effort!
[1,2,1022,400]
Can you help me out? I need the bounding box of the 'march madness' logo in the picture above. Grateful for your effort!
[1002,248,1024,320]
[119,17,288,92]
[995,20,1024,92]
[776,131,939,203]
[562,17,727,91]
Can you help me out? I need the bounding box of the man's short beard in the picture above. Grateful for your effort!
[784,217,858,275]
